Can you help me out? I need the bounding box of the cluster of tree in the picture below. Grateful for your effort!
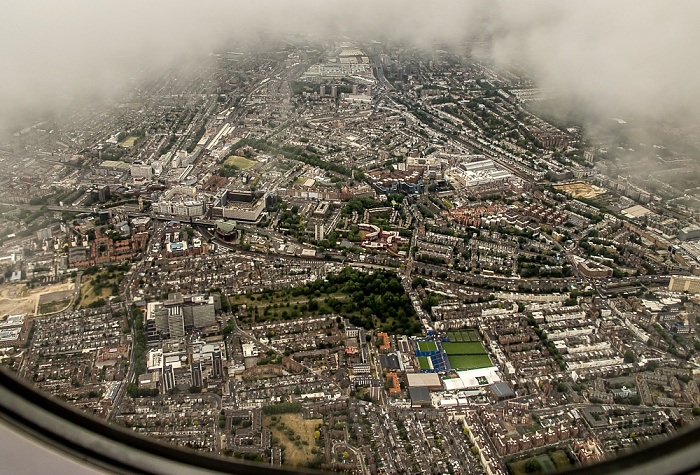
[217,164,239,177]
[430,96,457,105]
[126,383,158,398]
[519,263,573,279]
[262,401,301,415]
[228,137,356,177]
[86,298,107,309]
[266,195,286,212]
[527,315,566,370]
[368,211,392,227]
[421,294,441,311]
[278,208,303,229]
[100,145,125,161]
[578,238,623,264]
[315,230,341,250]
[290,268,421,335]
[257,351,280,366]
[132,307,147,377]
[158,135,178,157]
[417,255,447,266]
[416,204,434,219]
[342,197,385,217]
[291,81,322,95]
[346,225,362,242]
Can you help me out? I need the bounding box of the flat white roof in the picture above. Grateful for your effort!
[407,372,442,388]
[442,367,500,391]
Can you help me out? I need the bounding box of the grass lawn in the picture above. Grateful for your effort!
[225,155,256,170]
[78,285,112,309]
[233,292,349,322]
[120,136,139,147]
[77,273,120,309]
[37,297,72,315]
[510,454,560,475]
[418,341,438,352]
[536,454,557,472]
[295,176,313,185]
[447,354,492,370]
[418,356,432,370]
[441,342,486,355]
[448,331,464,342]
[264,413,322,467]
[510,459,528,475]
[550,450,573,471]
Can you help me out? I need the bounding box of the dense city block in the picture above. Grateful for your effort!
[2,36,700,475]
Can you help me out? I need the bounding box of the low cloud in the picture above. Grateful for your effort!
[1,0,698,135]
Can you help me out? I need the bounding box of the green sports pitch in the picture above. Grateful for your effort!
[224,155,257,170]
[441,342,487,355]
[418,356,432,370]
[447,354,492,370]
[447,329,480,342]
[417,341,438,352]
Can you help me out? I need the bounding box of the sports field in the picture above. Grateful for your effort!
[441,342,486,355]
[447,354,492,370]
[447,329,480,342]
[120,136,139,147]
[418,356,432,370]
[417,341,438,352]
[224,155,256,170]
[554,182,606,200]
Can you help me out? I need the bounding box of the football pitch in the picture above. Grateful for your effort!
[418,356,432,370]
[417,341,438,352]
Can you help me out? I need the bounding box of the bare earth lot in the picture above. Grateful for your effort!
[0,282,75,317]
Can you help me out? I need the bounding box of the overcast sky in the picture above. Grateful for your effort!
[2,0,698,134]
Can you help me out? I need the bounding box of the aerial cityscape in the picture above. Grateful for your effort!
[2,2,700,474]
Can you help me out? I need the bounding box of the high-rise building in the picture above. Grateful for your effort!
[151,293,217,338]
[153,304,169,336]
[182,295,216,329]
[167,306,185,339]
[191,362,203,388]
[162,365,175,393]
[191,304,216,329]
[98,186,110,203]
[212,351,223,379]
[315,223,325,241]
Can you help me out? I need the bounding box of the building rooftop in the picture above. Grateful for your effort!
[409,387,431,406]
[406,372,442,389]
[490,382,515,399]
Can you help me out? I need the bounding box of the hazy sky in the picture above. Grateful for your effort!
[2,0,699,134]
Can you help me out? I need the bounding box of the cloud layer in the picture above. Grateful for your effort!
[1,0,698,134]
